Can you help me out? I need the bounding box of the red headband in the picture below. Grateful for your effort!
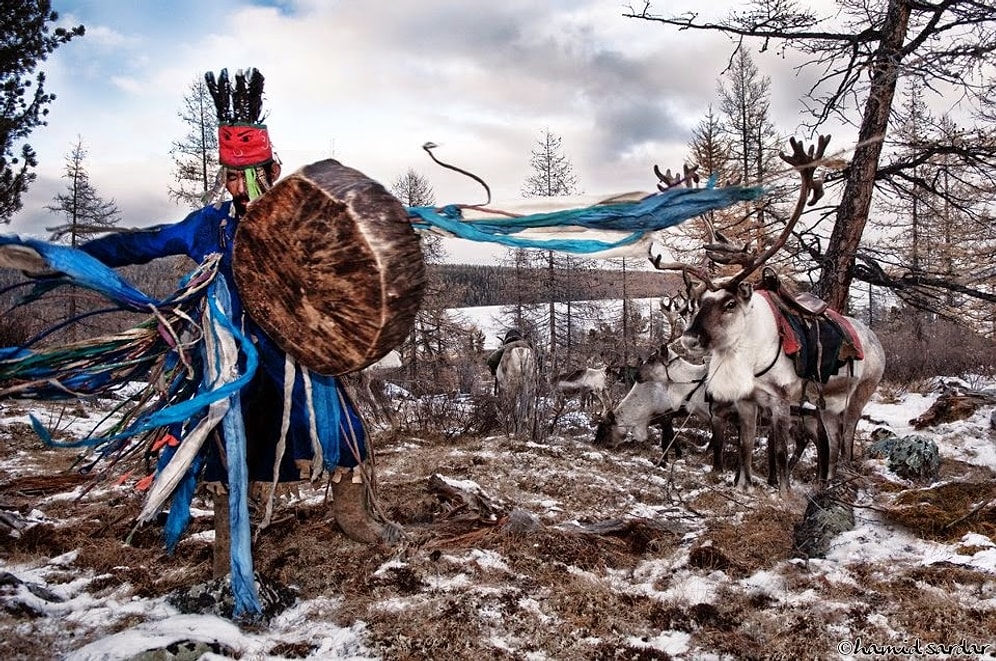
[218,123,273,169]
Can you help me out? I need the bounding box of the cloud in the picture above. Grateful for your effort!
[10,1,825,242]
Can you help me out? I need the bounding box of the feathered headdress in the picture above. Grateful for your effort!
[205,68,273,170]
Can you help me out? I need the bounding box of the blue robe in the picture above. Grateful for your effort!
[79,201,368,481]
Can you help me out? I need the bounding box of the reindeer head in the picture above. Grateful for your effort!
[682,279,755,353]
[636,344,673,383]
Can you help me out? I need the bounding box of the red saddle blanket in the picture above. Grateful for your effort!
[758,290,864,382]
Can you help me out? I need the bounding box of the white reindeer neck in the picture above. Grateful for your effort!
[704,293,780,402]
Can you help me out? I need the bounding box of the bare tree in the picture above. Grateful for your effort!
[625,0,996,312]
[389,167,467,389]
[44,137,121,340]
[497,247,543,345]
[717,46,785,252]
[689,105,735,187]
[862,79,996,328]
[391,167,443,261]
[518,128,585,374]
[45,137,120,247]
[169,76,219,209]
[391,167,435,207]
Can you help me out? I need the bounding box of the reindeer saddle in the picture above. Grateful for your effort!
[757,275,864,384]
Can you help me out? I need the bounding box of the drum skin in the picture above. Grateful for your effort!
[233,159,426,375]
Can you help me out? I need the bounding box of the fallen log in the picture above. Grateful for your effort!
[910,389,996,429]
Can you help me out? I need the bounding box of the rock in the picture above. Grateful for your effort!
[866,429,941,483]
[866,428,898,459]
[793,487,855,559]
[886,434,941,483]
[166,572,297,621]
[130,639,234,661]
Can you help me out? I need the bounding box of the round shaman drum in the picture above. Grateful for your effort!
[233,159,426,375]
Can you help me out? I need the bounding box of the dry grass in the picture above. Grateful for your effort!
[2,398,996,659]
[880,480,996,542]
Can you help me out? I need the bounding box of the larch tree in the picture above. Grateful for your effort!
[716,46,785,258]
[688,105,735,188]
[517,127,588,375]
[625,0,996,313]
[390,167,470,389]
[0,1,84,221]
[44,137,120,339]
[660,106,735,268]
[864,79,996,329]
[45,137,120,247]
[169,76,219,209]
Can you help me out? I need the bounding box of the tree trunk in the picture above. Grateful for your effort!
[547,252,556,374]
[815,0,911,311]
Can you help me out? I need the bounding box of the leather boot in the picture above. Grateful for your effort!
[331,465,402,544]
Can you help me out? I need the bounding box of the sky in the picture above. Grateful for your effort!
[9,0,834,264]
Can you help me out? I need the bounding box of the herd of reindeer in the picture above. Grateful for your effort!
[492,136,886,495]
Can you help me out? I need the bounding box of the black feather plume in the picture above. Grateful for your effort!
[247,68,265,123]
[204,68,233,123]
[204,67,266,124]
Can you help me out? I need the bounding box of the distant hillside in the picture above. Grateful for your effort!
[431,263,682,307]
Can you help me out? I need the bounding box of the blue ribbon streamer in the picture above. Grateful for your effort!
[206,277,262,620]
[407,183,765,253]
[0,235,159,310]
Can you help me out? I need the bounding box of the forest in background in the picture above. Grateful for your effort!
[432,262,675,307]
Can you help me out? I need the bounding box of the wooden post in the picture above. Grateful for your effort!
[213,490,231,579]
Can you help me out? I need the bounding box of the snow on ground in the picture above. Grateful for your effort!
[1,379,996,659]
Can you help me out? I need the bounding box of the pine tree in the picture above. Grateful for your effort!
[0,1,84,221]
[169,77,220,208]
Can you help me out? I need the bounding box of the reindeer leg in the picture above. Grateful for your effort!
[822,412,845,481]
[658,414,677,465]
[598,390,613,419]
[768,402,792,494]
[709,415,726,472]
[734,401,757,489]
[788,413,815,473]
[813,413,833,484]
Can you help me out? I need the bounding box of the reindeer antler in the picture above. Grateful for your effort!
[660,287,700,344]
[654,163,700,191]
[724,135,829,288]
[647,135,831,291]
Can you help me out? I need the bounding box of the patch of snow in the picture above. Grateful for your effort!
[626,630,692,655]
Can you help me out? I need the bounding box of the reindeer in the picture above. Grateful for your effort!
[495,342,537,437]
[593,379,686,463]
[553,365,618,416]
[636,345,820,476]
[651,136,885,492]
[594,293,729,468]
